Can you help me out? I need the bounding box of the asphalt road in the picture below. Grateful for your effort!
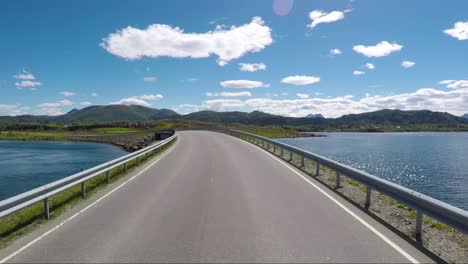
[2,131,433,263]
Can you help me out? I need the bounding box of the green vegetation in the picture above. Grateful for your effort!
[0,131,67,141]
[347,179,367,192]
[90,127,141,133]
[0,137,176,249]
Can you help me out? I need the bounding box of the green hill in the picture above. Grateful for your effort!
[58,105,179,123]
[0,105,467,128]
[335,109,468,125]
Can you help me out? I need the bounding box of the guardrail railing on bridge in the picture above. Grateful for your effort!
[208,127,468,244]
[0,134,177,220]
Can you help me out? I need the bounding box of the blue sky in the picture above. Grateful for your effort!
[1,0,467,117]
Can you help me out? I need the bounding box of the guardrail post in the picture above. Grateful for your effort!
[106,171,110,184]
[289,151,293,161]
[415,210,423,243]
[301,156,305,168]
[43,197,50,220]
[145,153,148,161]
[124,163,128,173]
[137,157,140,166]
[280,148,284,157]
[365,187,372,209]
[336,172,341,188]
[273,144,276,153]
[315,162,320,176]
[267,142,270,150]
[81,182,86,198]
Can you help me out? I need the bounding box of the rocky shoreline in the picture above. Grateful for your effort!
[68,133,157,152]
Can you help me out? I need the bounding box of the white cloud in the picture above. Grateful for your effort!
[401,60,416,68]
[281,75,320,85]
[14,73,35,80]
[364,63,375,70]
[80,102,92,106]
[109,94,163,107]
[206,91,252,97]
[15,80,42,88]
[100,17,273,65]
[296,93,310,99]
[60,91,76,97]
[143,76,157,82]
[439,80,468,89]
[14,70,41,90]
[183,86,468,117]
[136,94,164,100]
[38,100,73,115]
[201,99,246,111]
[330,48,342,55]
[444,21,468,40]
[110,98,151,107]
[239,63,267,72]
[353,70,365,75]
[0,104,31,116]
[91,92,98,97]
[353,41,403,57]
[220,80,269,89]
[307,9,351,29]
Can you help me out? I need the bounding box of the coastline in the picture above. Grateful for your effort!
[0,132,158,153]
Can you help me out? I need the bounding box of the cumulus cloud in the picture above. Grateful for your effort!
[143,76,157,82]
[15,80,42,89]
[0,104,31,116]
[353,41,403,57]
[401,60,416,68]
[179,86,468,117]
[14,70,41,90]
[137,94,164,100]
[281,75,320,85]
[14,72,35,80]
[296,93,310,99]
[80,102,92,106]
[91,92,98,97]
[206,91,252,97]
[239,63,267,72]
[38,100,73,115]
[110,98,151,107]
[364,63,375,70]
[439,80,468,89]
[220,80,269,89]
[330,48,342,55]
[444,21,468,40]
[100,17,273,66]
[307,9,351,29]
[353,70,365,75]
[109,94,163,107]
[60,91,75,97]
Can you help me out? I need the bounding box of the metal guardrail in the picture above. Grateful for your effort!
[0,134,177,220]
[211,128,468,243]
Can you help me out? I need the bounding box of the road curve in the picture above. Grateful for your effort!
[3,131,432,263]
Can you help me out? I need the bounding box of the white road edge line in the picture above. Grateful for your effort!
[0,139,178,264]
[229,134,420,264]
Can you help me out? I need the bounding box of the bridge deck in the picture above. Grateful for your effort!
[2,131,432,263]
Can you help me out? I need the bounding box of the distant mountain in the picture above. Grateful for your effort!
[306,114,324,119]
[335,109,468,125]
[57,105,179,123]
[0,106,467,127]
[0,105,179,127]
[462,114,468,119]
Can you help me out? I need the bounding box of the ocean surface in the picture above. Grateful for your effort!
[277,132,468,210]
[0,141,127,201]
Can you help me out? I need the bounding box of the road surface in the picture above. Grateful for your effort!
[1,131,432,263]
